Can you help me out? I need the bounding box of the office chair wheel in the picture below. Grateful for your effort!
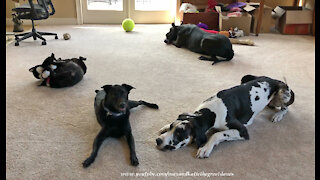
[33,36,37,40]
[55,35,58,39]
[42,41,47,45]
[15,42,19,46]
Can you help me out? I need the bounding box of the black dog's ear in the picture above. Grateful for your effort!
[29,66,35,72]
[101,85,112,93]
[79,56,86,61]
[51,53,55,58]
[121,84,135,92]
[285,89,295,106]
[171,23,175,27]
[241,74,259,84]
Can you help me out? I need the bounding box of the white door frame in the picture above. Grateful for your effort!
[75,0,177,24]
[75,0,83,25]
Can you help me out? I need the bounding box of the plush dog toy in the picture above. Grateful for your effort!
[29,53,87,88]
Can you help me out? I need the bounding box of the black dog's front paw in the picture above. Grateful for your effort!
[198,56,208,61]
[130,156,139,166]
[150,103,159,109]
[82,157,94,168]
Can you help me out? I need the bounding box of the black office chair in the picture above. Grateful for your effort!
[12,0,58,46]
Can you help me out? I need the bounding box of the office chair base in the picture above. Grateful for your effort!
[14,29,58,46]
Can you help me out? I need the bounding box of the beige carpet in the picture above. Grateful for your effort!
[6,24,315,179]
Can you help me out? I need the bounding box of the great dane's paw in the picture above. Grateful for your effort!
[82,157,94,168]
[196,145,213,159]
[130,156,139,166]
[271,112,285,123]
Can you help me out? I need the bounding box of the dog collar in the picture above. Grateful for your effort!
[46,77,50,87]
[102,100,125,117]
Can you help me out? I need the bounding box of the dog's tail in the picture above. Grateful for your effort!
[141,101,159,109]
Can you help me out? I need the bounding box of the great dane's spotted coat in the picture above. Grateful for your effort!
[156,75,295,158]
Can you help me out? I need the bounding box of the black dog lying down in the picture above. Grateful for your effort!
[156,75,294,158]
[164,23,234,65]
[29,53,87,88]
[83,84,159,167]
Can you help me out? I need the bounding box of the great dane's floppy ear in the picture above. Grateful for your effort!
[191,120,207,148]
[101,85,112,93]
[241,74,259,84]
[121,84,135,93]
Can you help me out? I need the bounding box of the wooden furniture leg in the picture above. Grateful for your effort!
[255,0,264,36]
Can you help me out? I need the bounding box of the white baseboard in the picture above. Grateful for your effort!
[6,18,77,26]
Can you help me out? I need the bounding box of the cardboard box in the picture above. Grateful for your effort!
[244,3,272,33]
[218,12,252,36]
[182,12,219,30]
[274,6,313,35]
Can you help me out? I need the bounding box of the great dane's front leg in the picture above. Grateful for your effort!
[126,131,139,166]
[82,127,112,168]
[271,107,288,123]
[196,129,245,159]
[158,123,171,135]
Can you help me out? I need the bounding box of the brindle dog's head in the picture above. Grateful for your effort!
[164,23,179,44]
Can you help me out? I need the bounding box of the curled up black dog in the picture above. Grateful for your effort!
[164,23,234,65]
[82,84,159,167]
[29,53,87,88]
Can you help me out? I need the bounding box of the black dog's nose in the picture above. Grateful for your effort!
[156,138,163,146]
[119,103,126,109]
[164,39,168,44]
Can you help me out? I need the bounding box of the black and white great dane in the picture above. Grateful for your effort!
[156,75,295,158]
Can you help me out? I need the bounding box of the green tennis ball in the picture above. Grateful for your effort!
[122,18,135,32]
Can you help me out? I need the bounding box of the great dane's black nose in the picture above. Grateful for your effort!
[156,138,163,146]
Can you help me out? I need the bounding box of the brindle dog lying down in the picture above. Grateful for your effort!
[164,23,234,65]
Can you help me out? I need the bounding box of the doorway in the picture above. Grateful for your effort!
[81,0,176,24]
